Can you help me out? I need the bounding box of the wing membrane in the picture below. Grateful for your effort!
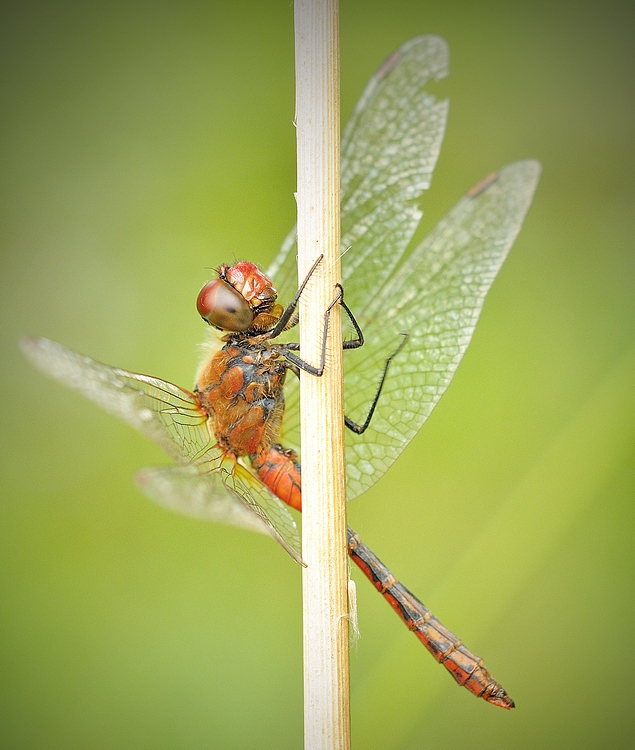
[220,462,303,564]
[342,160,541,498]
[136,464,269,534]
[270,37,539,500]
[22,337,303,560]
[22,337,212,463]
[268,35,448,308]
[272,35,450,455]
[136,462,303,564]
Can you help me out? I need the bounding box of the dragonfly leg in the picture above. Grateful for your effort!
[345,333,408,434]
[337,284,364,351]
[265,255,323,339]
[281,281,366,375]
[280,284,347,376]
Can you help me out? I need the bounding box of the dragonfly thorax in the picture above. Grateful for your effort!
[195,342,287,459]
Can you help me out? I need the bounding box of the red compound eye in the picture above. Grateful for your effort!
[196,278,254,332]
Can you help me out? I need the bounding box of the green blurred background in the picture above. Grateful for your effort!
[2,1,634,747]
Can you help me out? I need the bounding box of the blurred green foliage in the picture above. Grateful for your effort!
[1,1,634,748]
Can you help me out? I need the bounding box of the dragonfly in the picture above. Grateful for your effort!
[22,36,540,709]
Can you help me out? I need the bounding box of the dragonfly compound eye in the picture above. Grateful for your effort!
[196,278,255,332]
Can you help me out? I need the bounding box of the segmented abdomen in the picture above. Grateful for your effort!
[251,444,514,708]
[347,529,514,709]
[251,443,302,512]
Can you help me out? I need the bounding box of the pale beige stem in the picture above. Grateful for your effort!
[294,1,350,748]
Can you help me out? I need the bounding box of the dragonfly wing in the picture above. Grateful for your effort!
[220,461,304,565]
[343,160,542,499]
[136,464,272,536]
[23,337,303,561]
[268,34,449,308]
[21,337,213,464]
[271,35,450,456]
[339,34,449,318]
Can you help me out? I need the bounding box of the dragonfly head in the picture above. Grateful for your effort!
[197,262,280,333]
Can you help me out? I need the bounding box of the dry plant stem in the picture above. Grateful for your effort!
[294,1,350,748]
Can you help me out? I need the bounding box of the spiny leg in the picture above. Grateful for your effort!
[345,333,408,434]
[266,254,323,338]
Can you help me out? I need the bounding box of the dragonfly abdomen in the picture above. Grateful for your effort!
[249,444,514,709]
[347,529,515,709]
[251,443,302,512]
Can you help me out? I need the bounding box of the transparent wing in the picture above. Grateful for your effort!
[268,34,449,309]
[342,160,541,499]
[21,337,212,464]
[268,38,539,500]
[22,336,303,562]
[220,461,303,564]
[136,464,270,534]
[270,35,450,454]
[136,462,304,565]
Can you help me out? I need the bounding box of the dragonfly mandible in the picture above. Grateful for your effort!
[22,36,540,708]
